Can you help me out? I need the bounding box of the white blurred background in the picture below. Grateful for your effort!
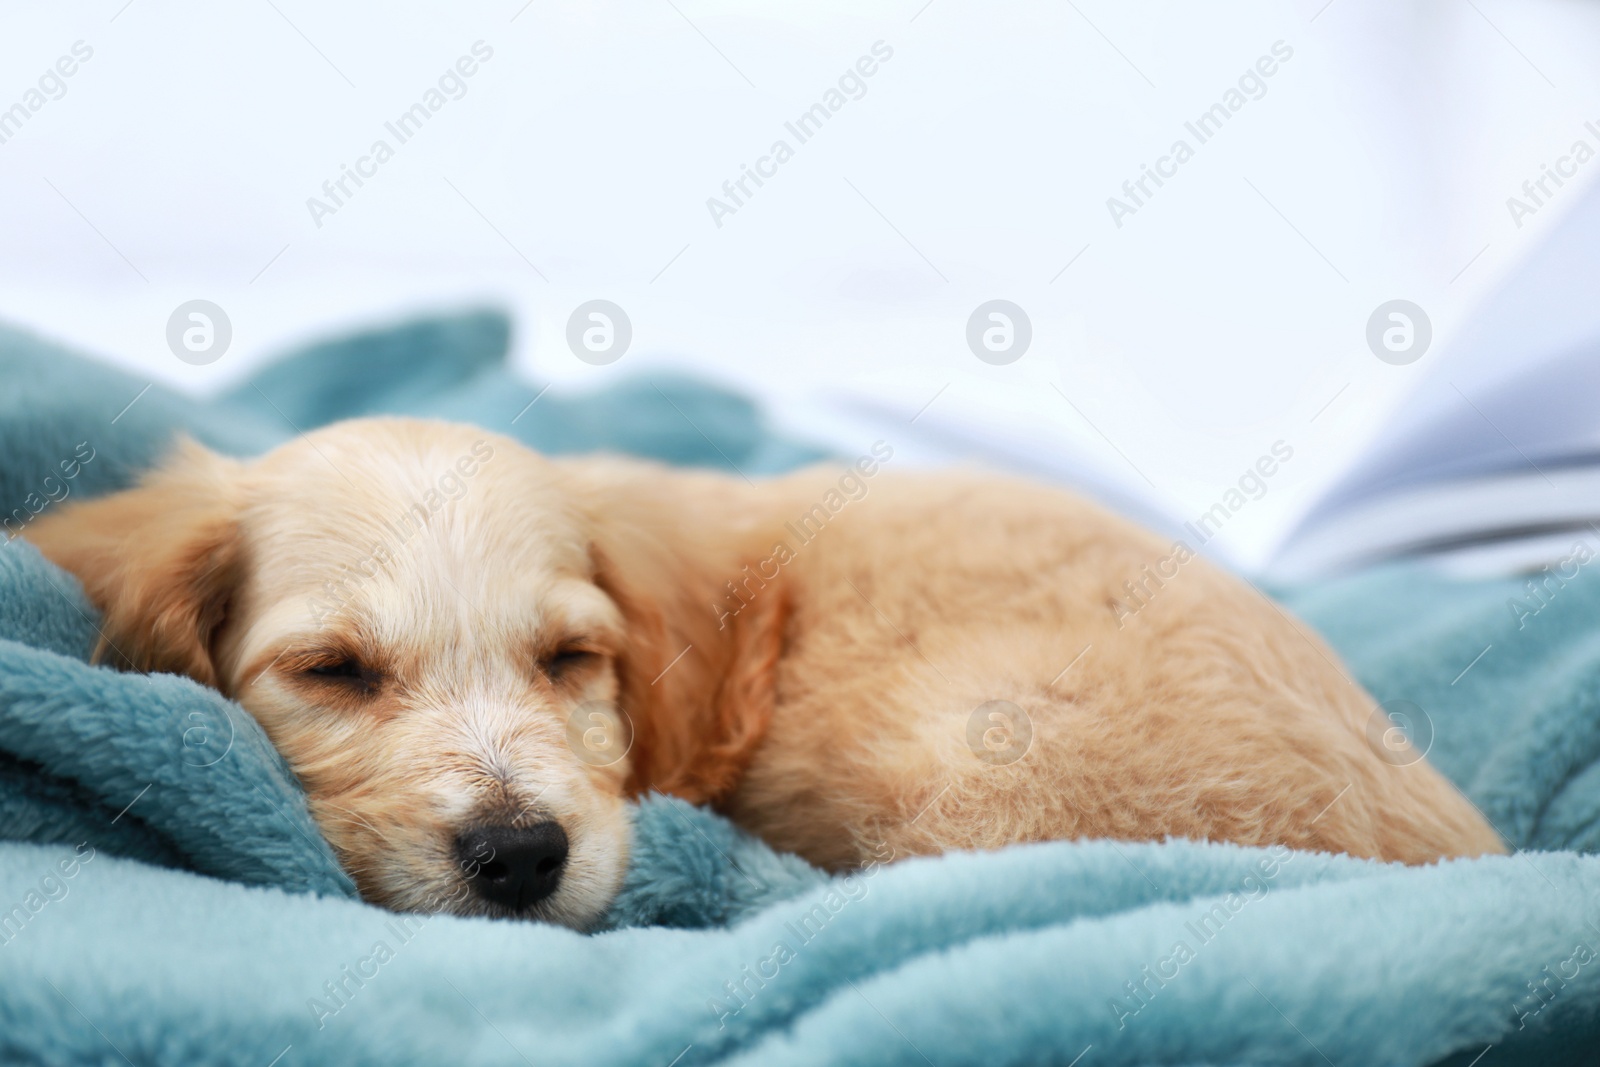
[3,0,1599,572]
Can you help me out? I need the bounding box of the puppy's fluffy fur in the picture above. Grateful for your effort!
[26,418,1504,926]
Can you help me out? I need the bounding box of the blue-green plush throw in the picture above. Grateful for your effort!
[0,313,1595,1066]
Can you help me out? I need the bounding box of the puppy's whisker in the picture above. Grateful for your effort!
[321,803,394,841]
[320,812,406,857]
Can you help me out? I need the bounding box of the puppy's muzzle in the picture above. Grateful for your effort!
[455,821,569,910]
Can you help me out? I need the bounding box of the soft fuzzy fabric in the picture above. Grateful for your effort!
[0,313,1596,1065]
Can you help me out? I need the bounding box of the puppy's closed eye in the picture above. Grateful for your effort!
[541,646,601,682]
[296,655,385,697]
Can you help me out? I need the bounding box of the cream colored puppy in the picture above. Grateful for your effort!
[26,418,1503,927]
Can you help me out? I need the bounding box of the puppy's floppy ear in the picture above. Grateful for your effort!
[591,538,788,806]
[24,437,245,687]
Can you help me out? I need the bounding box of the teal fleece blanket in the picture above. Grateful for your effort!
[0,312,1596,1066]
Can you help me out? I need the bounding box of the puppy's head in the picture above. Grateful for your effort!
[28,419,648,927]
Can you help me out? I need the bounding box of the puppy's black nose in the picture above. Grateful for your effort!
[455,821,569,911]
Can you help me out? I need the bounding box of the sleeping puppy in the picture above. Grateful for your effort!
[25,418,1504,927]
